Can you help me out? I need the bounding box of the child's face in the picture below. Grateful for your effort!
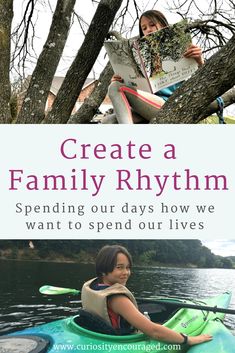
[140,16,163,36]
[103,253,131,286]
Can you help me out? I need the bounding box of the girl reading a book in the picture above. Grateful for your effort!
[82,244,212,346]
[102,10,204,124]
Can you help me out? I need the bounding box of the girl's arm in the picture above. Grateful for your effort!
[109,295,212,346]
[184,44,204,67]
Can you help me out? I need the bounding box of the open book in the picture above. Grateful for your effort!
[104,20,198,93]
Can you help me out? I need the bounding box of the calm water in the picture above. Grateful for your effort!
[0,260,234,335]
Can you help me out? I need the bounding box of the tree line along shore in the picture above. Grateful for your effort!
[0,240,234,269]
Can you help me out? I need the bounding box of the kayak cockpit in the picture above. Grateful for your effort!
[138,302,180,324]
[73,309,122,335]
[70,303,180,337]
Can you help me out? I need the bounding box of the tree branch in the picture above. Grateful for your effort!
[150,34,235,123]
[199,87,235,120]
[68,61,113,123]
[0,0,14,122]
[46,0,124,123]
[17,0,76,123]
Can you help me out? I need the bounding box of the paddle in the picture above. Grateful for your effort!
[39,285,80,295]
[135,297,235,315]
[39,285,235,315]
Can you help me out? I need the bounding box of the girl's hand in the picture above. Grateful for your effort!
[184,44,204,66]
[188,334,213,346]
[111,75,124,83]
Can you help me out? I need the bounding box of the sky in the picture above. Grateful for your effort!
[11,0,198,77]
[12,0,233,75]
[202,240,235,257]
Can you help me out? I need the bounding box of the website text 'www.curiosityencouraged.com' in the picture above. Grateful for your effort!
[52,342,181,352]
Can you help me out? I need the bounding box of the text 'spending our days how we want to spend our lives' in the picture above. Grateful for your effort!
[0,125,234,237]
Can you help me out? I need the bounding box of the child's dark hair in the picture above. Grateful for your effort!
[96,245,132,278]
[139,10,169,37]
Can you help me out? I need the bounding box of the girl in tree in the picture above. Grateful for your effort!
[81,244,212,346]
[102,10,204,124]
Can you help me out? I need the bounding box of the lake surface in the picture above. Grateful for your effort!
[0,260,234,335]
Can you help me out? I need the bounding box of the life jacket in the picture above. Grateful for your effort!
[81,278,138,333]
[91,282,120,328]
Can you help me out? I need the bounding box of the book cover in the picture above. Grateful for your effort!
[104,38,152,92]
[105,20,198,93]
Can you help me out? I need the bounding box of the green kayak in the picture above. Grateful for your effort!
[1,291,234,353]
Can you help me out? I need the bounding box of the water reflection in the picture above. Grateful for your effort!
[0,260,234,334]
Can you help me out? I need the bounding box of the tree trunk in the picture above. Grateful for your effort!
[46,0,123,124]
[0,0,13,123]
[68,61,113,123]
[150,34,235,124]
[16,0,76,124]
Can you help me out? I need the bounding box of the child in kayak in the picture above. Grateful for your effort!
[102,10,204,124]
[81,244,212,346]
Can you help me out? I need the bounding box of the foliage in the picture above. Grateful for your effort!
[200,115,235,124]
[139,250,156,264]
[0,240,233,268]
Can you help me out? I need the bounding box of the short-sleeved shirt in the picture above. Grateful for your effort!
[156,82,182,101]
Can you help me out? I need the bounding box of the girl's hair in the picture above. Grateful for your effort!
[139,10,169,37]
[95,245,132,278]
